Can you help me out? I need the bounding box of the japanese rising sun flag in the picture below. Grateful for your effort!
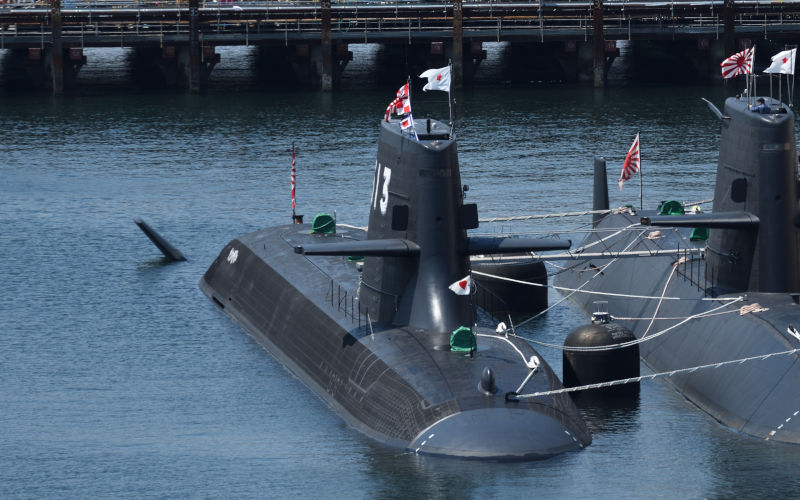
[764,48,796,75]
[618,133,640,191]
[721,47,755,78]
[448,275,473,295]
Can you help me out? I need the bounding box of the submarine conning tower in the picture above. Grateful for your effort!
[360,119,472,333]
[708,97,800,292]
[295,117,570,334]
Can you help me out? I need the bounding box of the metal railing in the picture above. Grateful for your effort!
[2,0,800,47]
[327,277,374,332]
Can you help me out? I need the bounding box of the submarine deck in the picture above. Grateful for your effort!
[200,222,591,458]
[555,208,800,444]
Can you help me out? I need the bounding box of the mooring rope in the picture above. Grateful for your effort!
[569,223,644,255]
[471,269,739,302]
[478,209,612,223]
[471,227,628,237]
[683,198,713,207]
[642,260,682,338]
[476,333,539,369]
[514,348,800,398]
[523,297,745,353]
[514,276,593,328]
[512,233,646,328]
[612,309,738,322]
[478,202,712,226]
[336,223,367,231]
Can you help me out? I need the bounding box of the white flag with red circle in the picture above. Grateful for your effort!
[764,48,796,75]
[419,66,451,92]
[449,275,473,295]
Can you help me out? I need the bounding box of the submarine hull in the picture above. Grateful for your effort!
[555,97,800,443]
[200,225,590,458]
[554,210,800,443]
[472,258,548,317]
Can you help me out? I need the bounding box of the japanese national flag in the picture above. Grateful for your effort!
[449,275,473,295]
[419,66,451,92]
[764,48,796,75]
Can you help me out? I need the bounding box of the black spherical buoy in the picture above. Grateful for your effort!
[563,311,639,399]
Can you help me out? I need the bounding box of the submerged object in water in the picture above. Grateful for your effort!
[555,96,800,443]
[200,113,590,459]
[134,217,186,262]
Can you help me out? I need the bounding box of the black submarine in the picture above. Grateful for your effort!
[199,109,591,458]
[554,95,800,444]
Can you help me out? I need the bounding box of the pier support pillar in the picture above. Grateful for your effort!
[2,46,85,90]
[130,46,218,89]
[189,0,201,93]
[626,39,758,82]
[554,41,617,83]
[50,0,63,94]
[723,0,736,59]
[592,0,605,88]
[320,0,332,91]
[255,42,350,89]
[452,0,463,89]
[375,42,481,87]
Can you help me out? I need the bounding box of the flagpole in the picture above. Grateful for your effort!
[751,45,756,105]
[754,71,758,102]
[786,44,797,109]
[407,75,419,141]
[638,131,643,212]
[291,141,296,223]
[448,58,454,138]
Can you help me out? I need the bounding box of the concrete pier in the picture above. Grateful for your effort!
[0,0,797,90]
[593,0,605,88]
[189,0,200,93]
[320,0,333,91]
[452,0,463,89]
[50,0,63,94]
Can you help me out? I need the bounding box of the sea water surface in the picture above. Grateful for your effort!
[3,45,800,498]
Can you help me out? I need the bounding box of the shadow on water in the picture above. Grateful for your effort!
[362,443,581,499]
[575,394,642,437]
[135,257,186,271]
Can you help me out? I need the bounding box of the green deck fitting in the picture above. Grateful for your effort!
[450,326,477,353]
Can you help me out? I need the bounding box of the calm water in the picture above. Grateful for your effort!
[3,44,800,498]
